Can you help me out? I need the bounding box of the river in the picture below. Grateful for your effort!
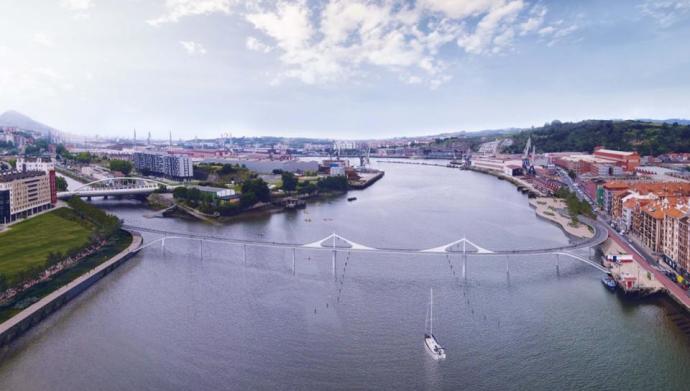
[0,161,689,390]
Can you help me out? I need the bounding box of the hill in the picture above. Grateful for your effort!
[500,120,690,156]
[0,110,58,136]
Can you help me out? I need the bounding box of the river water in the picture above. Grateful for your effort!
[1,162,689,390]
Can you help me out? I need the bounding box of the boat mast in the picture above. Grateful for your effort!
[430,288,433,336]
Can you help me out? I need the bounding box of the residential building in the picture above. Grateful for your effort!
[132,152,193,179]
[0,170,56,223]
[16,156,55,173]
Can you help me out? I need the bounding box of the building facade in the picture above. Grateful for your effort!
[0,170,56,223]
[132,152,194,179]
[16,156,55,173]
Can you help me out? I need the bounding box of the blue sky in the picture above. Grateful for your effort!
[0,0,689,139]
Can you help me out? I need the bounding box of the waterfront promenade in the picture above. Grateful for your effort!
[606,226,690,309]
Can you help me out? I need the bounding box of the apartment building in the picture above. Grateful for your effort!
[132,152,193,179]
[0,170,56,223]
[16,156,55,173]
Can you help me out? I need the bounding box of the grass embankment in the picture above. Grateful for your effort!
[0,203,133,323]
[0,208,91,285]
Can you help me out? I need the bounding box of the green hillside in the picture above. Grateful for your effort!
[503,120,690,155]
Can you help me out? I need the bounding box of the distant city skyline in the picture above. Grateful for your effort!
[1,0,689,139]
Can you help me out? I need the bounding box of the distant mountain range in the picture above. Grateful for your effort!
[1,110,689,147]
[0,110,59,137]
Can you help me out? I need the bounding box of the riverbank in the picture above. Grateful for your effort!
[529,197,594,239]
[466,166,544,197]
[603,227,690,311]
[163,189,351,224]
[349,170,385,189]
[0,230,140,347]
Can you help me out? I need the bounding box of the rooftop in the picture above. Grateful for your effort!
[0,170,46,183]
[594,149,637,156]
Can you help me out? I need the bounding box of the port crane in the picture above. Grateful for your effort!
[522,137,536,176]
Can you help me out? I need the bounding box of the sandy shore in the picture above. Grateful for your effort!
[529,197,594,239]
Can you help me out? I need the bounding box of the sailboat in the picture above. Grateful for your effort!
[424,288,446,360]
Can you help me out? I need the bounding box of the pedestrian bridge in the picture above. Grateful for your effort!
[125,221,609,273]
[58,177,180,199]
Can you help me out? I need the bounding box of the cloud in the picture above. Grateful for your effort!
[519,4,546,35]
[149,0,578,87]
[60,0,92,11]
[148,0,235,26]
[179,41,207,55]
[33,32,55,47]
[639,0,690,27]
[456,0,526,54]
[246,36,273,53]
[537,19,578,46]
[239,0,571,87]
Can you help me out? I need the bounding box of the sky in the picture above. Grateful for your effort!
[1,0,689,140]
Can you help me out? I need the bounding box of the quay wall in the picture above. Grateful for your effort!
[0,232,142,348]
[350,171,385,190]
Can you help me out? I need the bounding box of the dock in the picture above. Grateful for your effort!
[349,170,384,190]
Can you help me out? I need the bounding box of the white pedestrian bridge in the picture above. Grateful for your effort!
[125,223,609,273]
[58,177,180,200]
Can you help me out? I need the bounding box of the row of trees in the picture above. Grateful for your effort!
[279,171,348,194]
[67,197,122,239]
[173,178,272,216]
[109,159,133,175]
[56,176,68,191]
[554,188,594,222]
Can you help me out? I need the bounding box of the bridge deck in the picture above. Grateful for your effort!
[123,215,608,257]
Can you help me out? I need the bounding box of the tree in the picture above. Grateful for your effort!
[240,192,258,208]
[173,187,188,199]
[74,152,93,164]
[281,172,298,191]
[55,176,68,191]
[220,164,237,175]
[187,187,202,204]
[317,176,349,192]
[298,182,317,195]
[241,178,270,202]
[109,160,133,175]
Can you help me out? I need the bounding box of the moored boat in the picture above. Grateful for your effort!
[602,274,617,291]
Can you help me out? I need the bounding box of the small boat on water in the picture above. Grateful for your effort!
[601,274,617,291]
[424,288,446,360]
[347,197,357,202]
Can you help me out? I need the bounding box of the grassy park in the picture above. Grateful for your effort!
[0,208,92,285]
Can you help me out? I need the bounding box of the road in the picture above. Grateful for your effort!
[605,225,690,306]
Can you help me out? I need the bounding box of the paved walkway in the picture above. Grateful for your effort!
[606,227,690,309]
[529,197,593,238]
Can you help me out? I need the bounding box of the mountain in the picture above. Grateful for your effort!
[0,110,59,137]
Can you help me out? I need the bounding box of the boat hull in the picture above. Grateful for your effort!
[424,334,446,360]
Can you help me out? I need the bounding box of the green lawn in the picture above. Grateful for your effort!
[0,208,92,285]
